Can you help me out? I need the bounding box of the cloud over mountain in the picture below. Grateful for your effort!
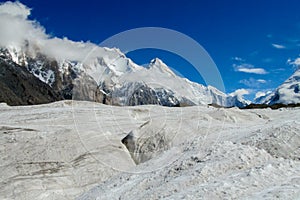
[229,88,249,98]
[0,1,99,62]
[288,57,300,69]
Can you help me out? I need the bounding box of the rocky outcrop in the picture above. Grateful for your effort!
[127,84,180,107]
[72,75,105,102]
[0,58,63,106]
[0,48,106,105]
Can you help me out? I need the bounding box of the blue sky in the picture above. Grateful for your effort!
[6,0,300,99]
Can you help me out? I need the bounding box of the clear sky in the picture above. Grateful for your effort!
[5,0,300,99]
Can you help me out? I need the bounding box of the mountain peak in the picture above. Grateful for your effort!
[256,68,300,105]
[150,58,163,65]
[149,58,176,77]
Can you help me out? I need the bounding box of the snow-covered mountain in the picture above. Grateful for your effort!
[0,44,248,107]
[255,68,300,105]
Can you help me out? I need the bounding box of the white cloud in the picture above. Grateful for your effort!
[0,1,47,48]
[257,79,267,83]
[238,68,267,74]
[0,1,104,62]
[255,91,266,99]
[0,1,30,19]
[229,89,250,98]
[232,57,244,62]
[239,78,267,88]
[287,58,300,68]
[294,58,300,66]
[292,58,300,66]
[234,64,268,74]
[271,43,286,49]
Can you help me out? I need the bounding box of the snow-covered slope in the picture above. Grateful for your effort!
[256,68,300,105]
[1,101,299,199]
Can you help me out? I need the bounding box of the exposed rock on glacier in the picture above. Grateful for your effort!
[122,124,172,164]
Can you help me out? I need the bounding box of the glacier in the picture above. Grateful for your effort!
[0,101,299,199]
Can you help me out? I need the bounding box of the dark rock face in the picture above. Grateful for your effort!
[21,53,78,100]
[72,75,105,103]
[243,103,300,109]
[98,81,184,107]
[127,84,180,107]
[0,58,63,106]
[294,84,300,93]
[128,85,161,106]
[0,48,106,105]
[269,92,280,105]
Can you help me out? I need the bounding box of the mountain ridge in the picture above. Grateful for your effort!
[0,45,249,107]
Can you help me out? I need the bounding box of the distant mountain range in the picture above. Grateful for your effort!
[0,42,251,107]
[0,38,299,107]
[254,68,300,105]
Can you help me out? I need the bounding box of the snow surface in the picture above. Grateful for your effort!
[0,101,299,199]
